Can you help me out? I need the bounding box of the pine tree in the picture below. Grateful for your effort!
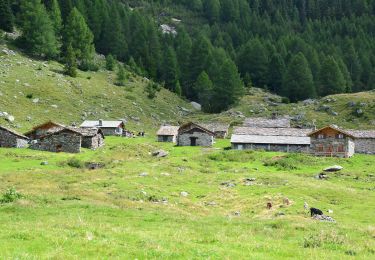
[64,7,95,64]
[116,63,126,86]
[175,81,182,97]
[106,54,115,71]
[64,44,77,77]
[194,71,214,112]
[368,71,375,90]
[319,56,346,96]
[175,27,192,93]
[48,0,62,35]
[204,0,220,24]
[282,53,316,102]
[268,53,285,94]
[162,47,178,91]
[18,0,59,58]
[0,0,14,32]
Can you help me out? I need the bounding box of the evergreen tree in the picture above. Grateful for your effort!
[175,81,182,97]
[162,47,178,91]
[116,63,126,86]
[319,56,346,96]
[18,0,59,58]
[64,8,95,64]
[0,0,14,32]
[48,0,62,35]
[237,39,269,87]
[282,53,316,102]
[175,27,192,93]
[268,53,285,94]
[106,54,115,71]
[204,0,221,24]
[194,71,214,112]
[64,44,77,77]
[368,71,375,90]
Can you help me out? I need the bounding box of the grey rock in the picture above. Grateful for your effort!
[190,101,201,111]
[221,181,236,188]
[347,101,356,107]
[6,115,14,122]
[312,214,336,222]
[180,191,188,197]
[152,150,169,158]
[139,172,148,177]
[32,98,39,103]
[324,165,343,172]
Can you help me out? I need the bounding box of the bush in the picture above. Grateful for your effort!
[0,187,23,203]
[281,97,290,104]
[66,158,85,168]
[26,93,33,99]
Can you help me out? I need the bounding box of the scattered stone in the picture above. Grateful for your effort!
[331,111,339,116]
[283,198,290,205]
[6,115,14,122]
[139,172,148,177]
[190,101,201,111]
[328,209,333,214]
[316,173,329,179]
[347,101,356,107]
[233,211,241,216]
[23,83,31,87]
[275,212,285,217]
[355,109,363,116]
[205,201,217,206]
[221,181,236,188]
[40,161,48,166]
[51,104,58,108]
[312,214,336,223]
[32,98,39,103]
[302,99,315,105]
[152,150,169,158]
[160,172,171,176]
[86,162,105,170]
[180,191,188,197]
[324,165,343,172]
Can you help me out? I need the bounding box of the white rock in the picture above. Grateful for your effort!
[32,98,39,103]
[190,101,202,111]
[324,165,343,172]
[180,191,189,197]
[6,115,14,122]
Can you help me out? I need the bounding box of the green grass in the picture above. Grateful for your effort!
[0,137,374,259]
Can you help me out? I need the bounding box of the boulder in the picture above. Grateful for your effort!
[6,115,14,122]
[190,101,202,111]
[312,214,336,223]
[152,150,169,158]
[323,165,343,172]
[180,191,188,197]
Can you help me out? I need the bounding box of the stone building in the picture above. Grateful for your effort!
[347,130,375,154]
[243,117,290,128]
[308,125,355,158]
[30,128,82,153]
[177,122,215,147]
[69,127,105,150]
[231,127,311,152]
[25,121,65,140]
[0,125,29,148]
[157,125,179,143]
[199,123,230,138]
[80,120,125,136]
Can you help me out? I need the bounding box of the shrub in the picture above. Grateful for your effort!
[281,97,290,104]
[0,187,23,203]
[66,158,85,168]
[26,93,33,99]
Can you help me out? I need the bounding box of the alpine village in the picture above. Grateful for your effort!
[0,0,375,259]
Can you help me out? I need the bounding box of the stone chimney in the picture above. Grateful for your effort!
[99,119,103,126]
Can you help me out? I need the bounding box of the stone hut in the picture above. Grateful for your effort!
[346,130,375,154]
[69,127,105,150]
[308,125,355,158]
[231,127,311,152]
[80,120,125,136]
[157,125,179,143]
[199,123,230,138]
[243,117,291,128]
[25,121,65,140]
[177,122,215,147]
[30,128,82,153]
[0,125,29,148]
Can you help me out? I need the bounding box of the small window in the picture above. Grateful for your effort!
[336,134,344,139]
[317,134,325,139]
[337,144,345,152]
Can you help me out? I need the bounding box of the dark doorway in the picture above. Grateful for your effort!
[190,137,198,146]
[56,144,63,153]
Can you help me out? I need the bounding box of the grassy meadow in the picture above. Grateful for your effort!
[0,137,374,259]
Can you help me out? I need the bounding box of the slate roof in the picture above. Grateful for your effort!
[307,125,355,138]
[199,123,230,133]
[80,120,123,128]
[178,122,215,136]
[24,121,65,136]
[233,127,312,137]
[231,134,311,145]
[0,125,29,140]
[157,126,179,136]
[346,130,375,139]
[243,117,291,128]
[67,127,105,138]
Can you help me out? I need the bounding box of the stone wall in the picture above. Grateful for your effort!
[178,131,213,147]
[310,137,352,158]
[232,143,309,153]
[0,128,28,148]
[158,135,176,143]
[82,134,105,150]
[353,138,375,154]
[101,127,122,136]
[30,132,81,153]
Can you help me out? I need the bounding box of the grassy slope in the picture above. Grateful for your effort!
[193,88,375,130]
[0,137,374,258]
[0,44,194,133]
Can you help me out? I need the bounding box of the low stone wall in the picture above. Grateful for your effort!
[158,135,175,143]
[0,128,28,148]
[82,135,104,150]
[232,143,309,153]
[178,132,213,147]
[30,133,81,153]
[354,138,375,154]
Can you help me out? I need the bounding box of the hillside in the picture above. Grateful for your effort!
[0,44,195,133]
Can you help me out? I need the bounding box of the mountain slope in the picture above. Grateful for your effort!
[0,44,195,132]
